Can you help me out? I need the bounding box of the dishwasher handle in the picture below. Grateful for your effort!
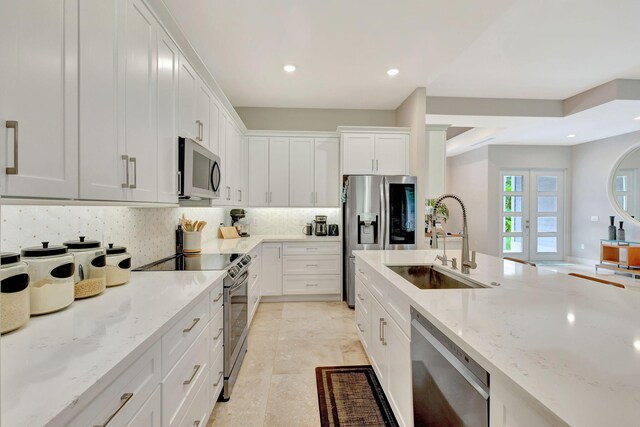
[412,319,489,400]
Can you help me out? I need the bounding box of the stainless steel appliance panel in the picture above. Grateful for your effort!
[411,307,489,427]
[178,137,221,200]
[222,270,248,400]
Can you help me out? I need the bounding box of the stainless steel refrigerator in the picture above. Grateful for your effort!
[343,175,418,307]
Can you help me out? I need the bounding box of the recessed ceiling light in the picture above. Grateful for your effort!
[567,134,576,138]
[634,116,640,121]
[283,64,296,73]
[387,68,399,76]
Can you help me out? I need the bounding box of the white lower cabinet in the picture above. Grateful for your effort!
[177,370,210,427]
[490,375,559,427]
[385,317,412,427]
[127,386,162,427]
[248,245,262,324]
[261,243,283,296]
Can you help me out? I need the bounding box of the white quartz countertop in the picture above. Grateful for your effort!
[1,270,226,427]
[354,249,640,427]
[200,234,342,254]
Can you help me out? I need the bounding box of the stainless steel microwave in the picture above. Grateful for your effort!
[178,137,221,199]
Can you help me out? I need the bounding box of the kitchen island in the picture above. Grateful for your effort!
[354,249,640,427]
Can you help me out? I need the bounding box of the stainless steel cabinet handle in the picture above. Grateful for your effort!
[265,192,268,203]
[306,283,318,287]
[252,274,258,279]
[380,318,387,345]
[5,121,18,174]
[213,292,223,302]
[306,264,318,267]
[376,159,379,171]
[93,392,133,427]
[196,120,202,141]
[357,293,364,301]
[379,318,384,342]
[213,327,223,340]
[227,186,231,200]
[121,155,129,188]
[357,323,365,333]
[183,364,201,385]
[238,189,242,201]
[269,192,273,204]
[177,171,182,195]
[194,421,201,427]
[371,159,375,171]
[183,317,200,333]
[278,247,281,258]
[200,121,204,141]
[213,371,224,387]
[129,157,137,189]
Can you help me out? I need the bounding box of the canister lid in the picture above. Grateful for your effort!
[21,242,68,257]
[1,252,21,265]
[106,243,127,255]
[63,236,101,250]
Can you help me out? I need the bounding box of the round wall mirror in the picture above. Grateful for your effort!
[609,144,640,223]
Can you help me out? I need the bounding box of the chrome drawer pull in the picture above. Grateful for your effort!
[183,317,200,333]
[121,155,129,188]
[194,421,201,427]
[129,157,137,189]
[184,364,201,385]
[381,319,387,346]
[5,120,18,174]
[306,247,318,251]
[306,264,318,267]
[213,371,224,387]
[306,283,318,287]
[93,392,133,427]
[357,293,364,301]
[214,328,223,340]
[357,323,365,333]
[213,293,223,302]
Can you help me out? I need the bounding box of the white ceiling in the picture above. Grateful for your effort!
[162,0,640,109]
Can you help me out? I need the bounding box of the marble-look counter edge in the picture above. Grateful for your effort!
[200,234,342,255]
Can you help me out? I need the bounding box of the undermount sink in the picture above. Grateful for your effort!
[386,265,489,290]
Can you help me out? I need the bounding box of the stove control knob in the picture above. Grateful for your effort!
[244,255,252,264]
[228,267,237,277]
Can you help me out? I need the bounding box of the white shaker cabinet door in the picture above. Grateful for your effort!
[209,99,221,155]
[0,0,79,198]
[156,27,179,203]
[178,55,197,141]
[289,137,315,207]
[261,243,283,296]
[341,133,375,175]
[386,319,413,427]
[126,386,161,427]
[78,0,126,201]
[368,297,388,388]
[122,0,157,202]
[374,134,407,175]
[248,137,269,206]
[195,81,212,148]
[268,137,290,206]
[314,137,340,207]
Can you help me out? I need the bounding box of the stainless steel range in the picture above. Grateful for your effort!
[133,252,251,401]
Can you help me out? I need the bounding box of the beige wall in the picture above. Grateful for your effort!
[234,107,396,131]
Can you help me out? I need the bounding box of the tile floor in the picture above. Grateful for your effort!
[208,301,368,426]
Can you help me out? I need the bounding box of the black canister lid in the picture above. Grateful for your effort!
[63,236,101,250]
[21,242,68,257]
[1,252,21,265]
[106,243,127,255]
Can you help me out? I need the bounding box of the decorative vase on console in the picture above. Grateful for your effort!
[618,221,626,242]
[608,216,617,240]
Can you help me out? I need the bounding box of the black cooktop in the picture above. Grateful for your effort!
[134,253,241,272]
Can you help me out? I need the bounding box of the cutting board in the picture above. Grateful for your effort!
[218,226,240,239]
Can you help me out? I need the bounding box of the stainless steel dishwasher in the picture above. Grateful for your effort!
[410,307,490,426]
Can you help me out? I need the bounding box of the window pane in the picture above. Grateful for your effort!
[615,175,627,192]
[503,196,522,213]
[503,237,524,253]
[503,216,522,233]
[537,237,557,253]
[537,176,557,192]
[503,175,523,192]
[538,196,557,213]
[616,195,628,211]
[537,217,557,233]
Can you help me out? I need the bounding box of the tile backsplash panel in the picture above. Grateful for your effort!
[1,206,341,267]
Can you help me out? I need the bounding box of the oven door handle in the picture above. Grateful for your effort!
[412,319,489,399]
[229,275,248,294]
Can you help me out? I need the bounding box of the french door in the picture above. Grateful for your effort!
[500,170,565,261]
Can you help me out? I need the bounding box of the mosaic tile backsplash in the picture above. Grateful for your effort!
[1,206,340,267]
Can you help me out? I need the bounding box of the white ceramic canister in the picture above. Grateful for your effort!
[105,243,132,287]
[21,242,75,315]
[0,252,30,334]
[63,236,107,299]
[183,231,202,253]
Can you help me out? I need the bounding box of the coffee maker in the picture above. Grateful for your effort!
[230,209,250,237]
[313,215,328,236]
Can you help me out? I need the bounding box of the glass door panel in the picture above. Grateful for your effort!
[500,171,529,259]
[530,170,564,261]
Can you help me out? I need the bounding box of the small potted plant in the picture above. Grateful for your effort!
[425,199,449,233]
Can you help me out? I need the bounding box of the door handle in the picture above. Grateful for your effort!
[238,189,242,201]
[177,171,182,195]
[357,323,365,333]
[371,159,375,172]
[213,292,223,302]
[129,157,137,189]
[121,155,129,188]
[5,120,18,174]
[357,293,364,301]
[196,120,202,141]
[269,192,273,204]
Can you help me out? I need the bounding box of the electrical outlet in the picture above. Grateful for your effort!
[590,216,599,222]
[581,243,585,250]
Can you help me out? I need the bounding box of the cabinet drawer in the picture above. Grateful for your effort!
[177,369,210,427]
[68,341,161,427]
[211,347,225,403]
[210,307,224,365]
[355,259,371,286]
[162,297,209,376]
[355,277,372,318]
[355,305,370,351]
[282,275,341,295]
[283,255,340,275]
[282,241,341,255]
[163,325,210,427]
[209,280,224,318]
[126,385,161,427]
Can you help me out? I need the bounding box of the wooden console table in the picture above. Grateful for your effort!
[596,239,640,278]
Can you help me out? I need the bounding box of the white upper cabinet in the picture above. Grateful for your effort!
[156,27,179,204]
[209,99,221,155]
[341,129,409,176]
[178,55,197,141]
[196,82,212,147]
[0,0,79,199]
[268,137,290,207]
[314,137,340,206]
[248,137,269,206]
[289,138,315,207]
[122,0,157,202]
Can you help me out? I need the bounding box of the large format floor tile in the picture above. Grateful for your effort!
[209,301,368,426]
